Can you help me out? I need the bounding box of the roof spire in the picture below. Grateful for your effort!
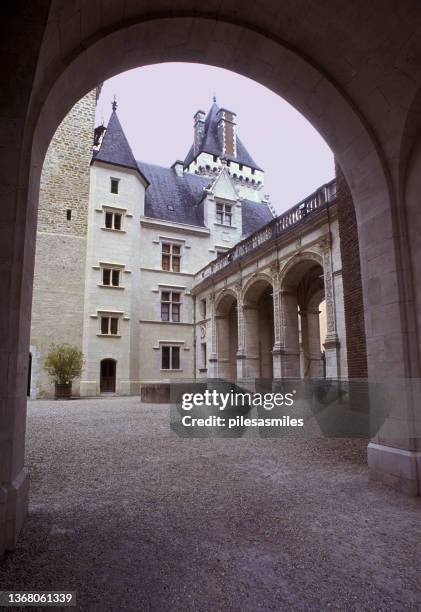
[111,94,117,112]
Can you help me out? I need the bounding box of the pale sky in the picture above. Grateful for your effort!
[97,63,334,214]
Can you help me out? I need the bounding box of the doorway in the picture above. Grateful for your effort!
[100,359,116,393]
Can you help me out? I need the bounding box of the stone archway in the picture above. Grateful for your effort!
[280,259,324,378]
[306,289,326,379]
[215,292,238,381]
[242,277,275,380]
[3,2,421,553]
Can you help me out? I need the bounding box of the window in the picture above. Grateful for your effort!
[105,211,122,230]
[162,345,180,370]
[216,202,232,226]
[110,178,119,194]
[201,343,207,368]
[102,268,120,287]
[200,298,206,319]
[213,155,218,162]
[251,168,255,175]
[66,209,72,221]
[162,243,181,272]
[239,163,243,170]
[100,316,119,335]
[226,160,231,167]
[161,291,181,322]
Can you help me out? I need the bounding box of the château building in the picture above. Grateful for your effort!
[30,90,348,397]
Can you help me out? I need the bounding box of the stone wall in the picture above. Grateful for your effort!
[335,162,368,379]
[30,90,97,397]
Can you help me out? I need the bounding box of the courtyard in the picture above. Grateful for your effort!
[1,396,420,611]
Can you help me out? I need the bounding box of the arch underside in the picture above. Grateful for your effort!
[2,2,421,557]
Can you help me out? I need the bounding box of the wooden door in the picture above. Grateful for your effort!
[100,359,116,393]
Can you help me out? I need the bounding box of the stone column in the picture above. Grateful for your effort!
[242,304,260,379]
[298,309,308,377]
[320,239,340,377]
[307,308,324,377]
[274,289,301,378]
[207,293,218,378]
[236,293,248,381]
[215,314,230,379]
[272,273,282,379]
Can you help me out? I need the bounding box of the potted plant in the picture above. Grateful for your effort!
[44,343,84,399]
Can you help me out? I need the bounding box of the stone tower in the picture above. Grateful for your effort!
[29,89,98,397]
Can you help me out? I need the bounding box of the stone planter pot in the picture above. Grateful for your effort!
[55,382,72,399]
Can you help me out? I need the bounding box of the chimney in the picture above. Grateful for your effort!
[171,160,184,177]
[93,124,106,151]
[193,110,205,157]
[216,108,237,158]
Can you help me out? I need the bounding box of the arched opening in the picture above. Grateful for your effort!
[281,258,325,379]
[100,359,117,393]
[215,293,238,381]
[243,278,274,379]
[3,5,420,556]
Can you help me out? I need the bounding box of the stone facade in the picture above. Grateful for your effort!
[30,90,97,397]
[31,93,349,398]
[191,183,348,382]
[3,6,421,557]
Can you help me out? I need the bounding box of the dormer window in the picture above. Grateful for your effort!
[110,178,119,194]
[216,202,232,226]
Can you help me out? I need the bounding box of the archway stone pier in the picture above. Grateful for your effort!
[3,0,421,553]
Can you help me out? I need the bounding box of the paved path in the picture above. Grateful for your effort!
[1,397,420,611]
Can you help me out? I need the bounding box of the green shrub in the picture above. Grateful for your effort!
[44,343,84,384]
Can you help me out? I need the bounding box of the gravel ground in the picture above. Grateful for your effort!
[1,397,421,612]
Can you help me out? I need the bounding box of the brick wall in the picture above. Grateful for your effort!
[30,90,97,397]
[335,161,368,378]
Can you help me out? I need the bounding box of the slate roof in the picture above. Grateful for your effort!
[138,161,273,235]
[93,110,148,182]
[183,101,263,171]
[137,161,209,227]
[241,198,274,236]
[93,109,272,235]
